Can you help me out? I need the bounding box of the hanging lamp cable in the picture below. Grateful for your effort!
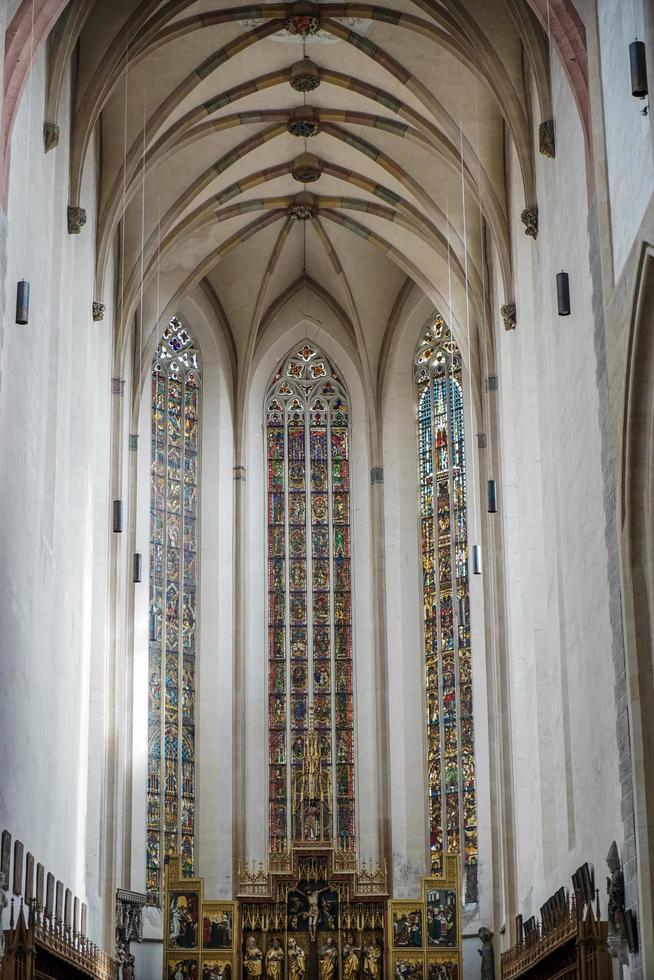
[458,95,479,548]
[120,37,130,336]
[20,0,35,280]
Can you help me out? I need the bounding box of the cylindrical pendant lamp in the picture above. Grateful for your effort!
[630,40,648,98]
[472,544,482,575]
[487,479,497,513]
[133,553,143,582]
[113,499,123,533]
[556,272,571,316]
[149,611,157,642]
[16,280,30,324]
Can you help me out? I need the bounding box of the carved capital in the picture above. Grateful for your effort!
[500,303,516,331]
[520,206,538,239]
[43,122,60,152]
[539,119,555,158]
[67,205,87,234]
[290,59,321,93]
[92,301,105,321]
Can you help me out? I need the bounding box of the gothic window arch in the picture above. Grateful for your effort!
[415,315,478,903]
[265,342,355,844]
[147,316,201,905]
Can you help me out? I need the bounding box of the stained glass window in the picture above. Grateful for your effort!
[147,316,201,905]
[415,315,478,904]
[265,343,355,843]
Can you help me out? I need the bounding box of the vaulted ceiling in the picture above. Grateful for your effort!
[42,0,559,400]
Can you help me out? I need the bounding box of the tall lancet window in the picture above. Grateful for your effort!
[415,315,478,903]
[147,316,201,905]
[266,343,355,845]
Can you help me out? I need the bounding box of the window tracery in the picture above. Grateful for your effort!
[415,316,478,903]
[265,342,355,844]
[147,316,201,905]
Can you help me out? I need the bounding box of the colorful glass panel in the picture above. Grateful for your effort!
[148,316,201,905]
[415,316,478,904]
[265,344,355,843]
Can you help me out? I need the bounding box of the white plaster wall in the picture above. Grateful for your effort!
[0,52,111,942]
[497,52,622,923]
[243,300,379,863]
[598,0,654,280]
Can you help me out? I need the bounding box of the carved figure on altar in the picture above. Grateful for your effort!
[292,706,332,841]
[245,938,264,980]
[342,934,361,980]
[318,937,338,980]
[307,886,330,941]
[288,938,306,980]
[363,937,382,980]
[266,938,285,980]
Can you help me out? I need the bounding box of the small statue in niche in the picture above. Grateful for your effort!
[478,927,494,980]
[245,937,264,980]
[318,936,337,980]
[122,952,135,980]
[606,841,629,965]
[363,936,382,980]
[266,937,285,980]
[0,874,8,964]
[288,937,306,980]
[342,934,361,980]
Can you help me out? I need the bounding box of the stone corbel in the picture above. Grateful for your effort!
[539,120,555,158]
[500,303,516,331]
[43,122,60,152]
[92,301,105,321]
[67,205,87,234]
[520,206,538,239]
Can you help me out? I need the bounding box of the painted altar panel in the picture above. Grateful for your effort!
[390,904,423,950]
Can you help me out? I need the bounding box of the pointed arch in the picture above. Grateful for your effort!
[414,314,477,903]
[265,341,355,843]
[147,315,202,905]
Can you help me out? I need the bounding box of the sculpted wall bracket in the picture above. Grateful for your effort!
[43,122,60,152]
[500,303,516,331]
[520,206,538,239]
[539,120,555,158]
[67,205,87,234]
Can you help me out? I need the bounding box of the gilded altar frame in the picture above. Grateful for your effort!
[390,855,462,980]
[163,856,238,980]
[162,850,461,980]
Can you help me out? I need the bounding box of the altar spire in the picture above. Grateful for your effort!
[292,704,333,842]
